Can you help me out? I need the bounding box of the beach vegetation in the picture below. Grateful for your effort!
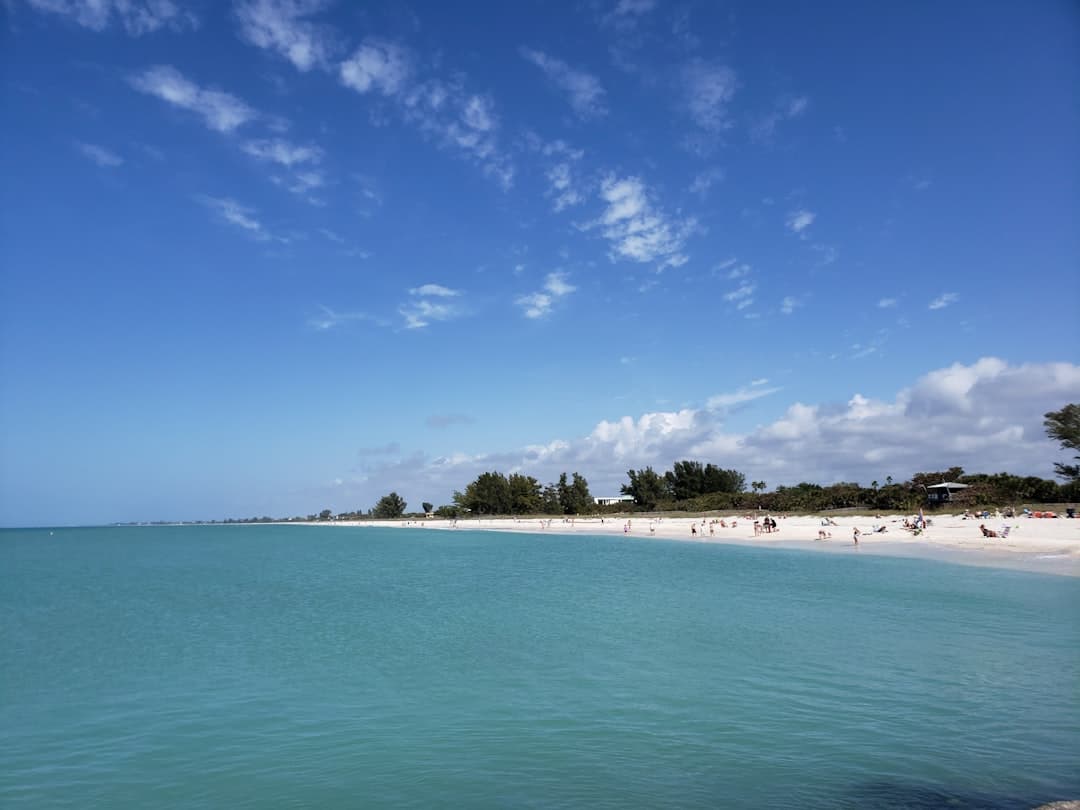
[451,470,594,515]
[372,492,407,519]
[1044,403,1080,482]
[621,466,667,510]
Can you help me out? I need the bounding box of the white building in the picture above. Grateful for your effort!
[594,495,635,506]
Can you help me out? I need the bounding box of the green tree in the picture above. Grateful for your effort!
[422,501,434,514]
[540,482,561,514]
[318,508,333,521]
[372,492,407,519]
[751,480,766,496]
[666,460,706,500]
[508,474,542,514]
[564,472,593,514]
[703,465,746,494]
[1045,403,1080,481]
[621,466,667,510]
[458,472,512,515]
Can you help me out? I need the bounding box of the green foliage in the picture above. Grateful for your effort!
[508,474,542,514]
[456,471,512,515]
[1045,403,1080,481]
[372,492,407,519]
[621,466,667,510]
[434,504,461,518]
[318,508,333,520]
[422,502,434,514]
[562,472,593,514]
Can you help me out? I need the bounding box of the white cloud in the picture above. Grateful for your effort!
[520,48,607,119]
[546,162,585,211]
[235,0,337,71]
[584,175,695,268]
[688,167,724,198]
[340,359,1080,509]
[724,283,754,303]
[400,284,463,329]
[707,383,781,409]
[242,138,322,166]
[402,79,515,189]
[76,141,123,167]
[27,0,197,35]
[199,195,281,242]
[409,284,459,298]
[682,60,737,133]
[336,40,514,188]
[929,292,958,310]
[339,38,411,96]
[878,297,898,308]
[786,208,815,234]
[517,272,576,319]
[130,65,255,132]
[780,295,801,315]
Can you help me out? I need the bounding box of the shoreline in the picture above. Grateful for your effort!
[327,513,1080,577]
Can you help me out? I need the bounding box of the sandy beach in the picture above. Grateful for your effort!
[331,512,1080,576]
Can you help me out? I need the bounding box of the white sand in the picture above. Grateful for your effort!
[330,512,1080,576]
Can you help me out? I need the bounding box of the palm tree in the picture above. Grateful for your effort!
[751,481,766,495]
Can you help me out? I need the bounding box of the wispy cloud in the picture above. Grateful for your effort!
[526,134,587,212]
[199,195,280,241]
[724,282,755,311]
[400,284,463,329]
[339,38,412,95]
[520,48,607,119]
[751,94,809,142]
[878,297,898,308]
[242,138,322,166]
[409,284,459,298]
[928,292,958,310]
[26,0,197,35]
[130,65,255,132]
[75,141,123,167]
[584,175,695,269]
[234,0,337,71]
[707,383,781,409]
[308,305,376,330]
[602,0,656,31]
[682,60,737,134]
[337,41,514,189]
[689,167,724,198]
[780,295,801,315]
[786,208,815,235]
[517,272,577,319]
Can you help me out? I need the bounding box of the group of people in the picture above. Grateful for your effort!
[752,516,778,536]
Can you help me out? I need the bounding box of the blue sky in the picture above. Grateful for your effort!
[2,0,1078,525]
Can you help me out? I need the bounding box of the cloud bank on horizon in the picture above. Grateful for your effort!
[2,0,1077,524]
[335,357,1080,510]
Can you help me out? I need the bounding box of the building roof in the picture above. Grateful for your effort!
[926,482,969,489]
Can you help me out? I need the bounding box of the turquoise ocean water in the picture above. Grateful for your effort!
[2,525,1078,809]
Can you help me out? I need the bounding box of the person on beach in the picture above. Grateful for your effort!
[853,527,861,544]
[817,529,831,540]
